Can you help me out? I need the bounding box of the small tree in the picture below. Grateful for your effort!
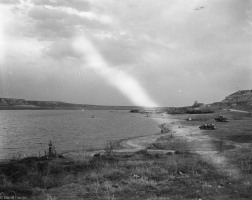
[192,101,198,108]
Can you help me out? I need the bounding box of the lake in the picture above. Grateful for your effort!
[0,110,163,160]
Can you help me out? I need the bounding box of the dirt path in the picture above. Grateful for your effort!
[117,118,249,181]
[224,108,251,114]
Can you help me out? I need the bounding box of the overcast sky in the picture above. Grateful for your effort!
[0,0,251,106]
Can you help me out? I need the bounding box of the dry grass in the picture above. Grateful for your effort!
[1,147,252,199]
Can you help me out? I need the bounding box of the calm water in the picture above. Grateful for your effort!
[0,110,162,159]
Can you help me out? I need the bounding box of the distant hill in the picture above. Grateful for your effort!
[1,90,251,111]
[221,90,252,106]
[0,98,142,110]
[208,90,252,112]
[165,90,252,114]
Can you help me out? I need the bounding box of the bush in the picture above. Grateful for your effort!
[186,109,214,114]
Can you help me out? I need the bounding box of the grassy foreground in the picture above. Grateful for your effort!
[2,150,251,200]
[0,111,251,200]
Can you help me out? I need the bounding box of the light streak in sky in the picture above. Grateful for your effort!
[73,35,158,107]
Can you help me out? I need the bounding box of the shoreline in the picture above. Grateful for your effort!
[62,117,180,159]
[0,116,174,162]
[61,112,243,159]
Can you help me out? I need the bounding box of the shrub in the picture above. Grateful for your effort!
[186,109,214,114]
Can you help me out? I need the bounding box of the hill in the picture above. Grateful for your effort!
[1,90,251,111]
[208,90,252,112]
[221,90,252,106]
[0,98,142,110]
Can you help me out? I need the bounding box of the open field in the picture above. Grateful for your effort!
[180,110,252,144]
[0,110,251,199]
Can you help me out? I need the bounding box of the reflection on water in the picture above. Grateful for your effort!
[0,110,160,159]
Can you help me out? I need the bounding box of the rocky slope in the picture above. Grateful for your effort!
[208,90,252,112]
[221,90,252,106]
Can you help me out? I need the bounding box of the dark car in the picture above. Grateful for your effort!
[215,115,229,122]
[199,124,216,130]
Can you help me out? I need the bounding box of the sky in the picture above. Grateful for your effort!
[0,0,251,107]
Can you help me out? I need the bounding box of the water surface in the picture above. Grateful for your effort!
[0,110,161,159]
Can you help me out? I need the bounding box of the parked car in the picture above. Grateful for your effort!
[199,124,216,130]
[215,115,229,122]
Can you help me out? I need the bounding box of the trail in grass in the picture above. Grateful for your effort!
[120,118,249,183]
[170,121,252,187]
[172,124,242,179]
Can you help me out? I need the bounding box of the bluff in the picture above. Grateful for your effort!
[208,90,252,112]
[221,90,252,106]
